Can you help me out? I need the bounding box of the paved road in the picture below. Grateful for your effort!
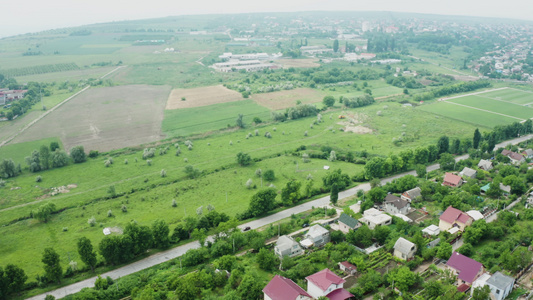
[29,134,533,299]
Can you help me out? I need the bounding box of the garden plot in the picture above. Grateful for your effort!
[11,85,171,152]
[166,85,244,109]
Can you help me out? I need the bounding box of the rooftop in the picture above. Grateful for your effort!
[440,206,471,225]
[444,172,463,186]
[385,194,410,209]
[394,237,416,254]
[486,271,514,290]
[263,275,312,300]
[446,252,483,283]
[338,213,358,229]
[306,269,345,291]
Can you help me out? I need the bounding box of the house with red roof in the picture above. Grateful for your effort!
[439,206,473,232]
[305,269,354,300]
[443,173,463,188]
[445,252,484,286]
[263,275,312,300]
[338,261,357,275]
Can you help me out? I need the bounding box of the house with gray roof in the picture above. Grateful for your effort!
[521,149,533,159]
[393,237,417,260]
[338,213,360,234]
[301,225,330,248]
[401,187,421,202]
[478,159,493,171]
[384,194,410,215]
[275,235,303,258]
[485,271,515,300]
[459,167,477,179]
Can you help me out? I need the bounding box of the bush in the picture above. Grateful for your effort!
[172,199,177,207]
[88,150,99,158]
[160,169,166,177]
[107,210,113,217]
[36,175,42,182]
[88,216,96,227]
[121,205,127,213]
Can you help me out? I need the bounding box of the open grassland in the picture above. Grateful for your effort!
[277,58,321,68]
[10,85,171,152]
[162,100,271,137]
[0,138,63,166]
[0,101,482,277]
[166,85,244,109]
[252,88,326,110]
[417,102,516,128]
[15,66,118,83]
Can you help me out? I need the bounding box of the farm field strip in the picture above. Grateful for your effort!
[440,87,509,101]
[475,94,528,106]
[443,101,524,121]
[446,95,533,120]
[417,102,518,128]
[477,88,533,105]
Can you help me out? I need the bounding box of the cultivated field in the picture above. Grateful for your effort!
[417,88,533,128]
[277,58,321,68]
[10,85,171,152]
[165,85,244,109]
[252,88,326,110]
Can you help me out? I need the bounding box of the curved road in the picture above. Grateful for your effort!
[28,134,533,299]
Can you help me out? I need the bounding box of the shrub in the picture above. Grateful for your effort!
[255,129,259,136]
[88,216,96,226]
[175,147,181,156]
[246,179,253,189]
[36,175,42,182]
[121,205,127,213]
[161,169,166,177]
[188,144,193,150]
[172,199,177,207]
[146,160,152,166]
[124,159,128,164]
[88,150,99,158]
[304,131,308,136]
[107,210,113,217]
[264,132,272,138]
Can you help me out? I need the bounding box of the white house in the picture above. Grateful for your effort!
[275,235,303,258]
[485,271,515,300]
[393,237,417,260]
[422,224,441,236]
[459,167,477,179]
[384,194,410,215]
[305,269,353,299]
[300,225,330,248]
[359,208,392,230]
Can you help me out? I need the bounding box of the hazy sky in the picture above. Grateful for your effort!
[1,0,532,38]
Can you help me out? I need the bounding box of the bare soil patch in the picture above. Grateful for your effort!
[166,85,244,109]
[337,112,372,134]
[11,85,171,152]
[252,88,325,110]
[277,58,320,68]
[343,125,373,134]
[452,75,479,82]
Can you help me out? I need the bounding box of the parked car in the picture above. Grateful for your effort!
[242,226,251,232]
[302,223,309,228]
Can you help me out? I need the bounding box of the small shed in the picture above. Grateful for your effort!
[338,261,357,275]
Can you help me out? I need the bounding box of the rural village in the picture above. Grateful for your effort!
[1,10,533,300]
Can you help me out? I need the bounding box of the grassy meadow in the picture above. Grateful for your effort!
[0,99,484,277]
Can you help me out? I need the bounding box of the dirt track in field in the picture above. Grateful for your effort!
[251,88,324,110]
[165,85,244,109]
[11,85,171,152]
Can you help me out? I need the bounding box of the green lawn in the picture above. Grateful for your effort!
[162,100,272,137]
[0,137,63,165]
[481,88,533,105]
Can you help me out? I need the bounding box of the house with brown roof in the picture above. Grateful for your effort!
[445,252,484,286]
[383,194,410,215]
[501,149,525,165]
[263,275,312,300]
[305,269,353,300]
[338,261,357,275]
[439,206,473,232]
[443,173,463,188]
[401,187,421,202]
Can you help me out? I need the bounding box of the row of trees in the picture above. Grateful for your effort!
[412,80,491,102]
[1,143,86,179]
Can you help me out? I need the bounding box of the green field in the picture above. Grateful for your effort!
[0,100,482,278]
[0,137,63,165]
[417,88,533,128]
[162,100,272,137]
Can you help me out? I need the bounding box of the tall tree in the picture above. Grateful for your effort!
[151,219,170,249]
[437,136,450,154]
[248,188,277,217]
[330,183,339,205]
[124,222,153,255]
[235,114,244,128]
[77,237,97,272]
[42,248,62,284]
[32,202,56,223]
[5,264,27,295]
[70,145,86,163]
[473,128,481,149]
[39,145,50,170]
[333,39,339,53]
[281,180,301,205]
